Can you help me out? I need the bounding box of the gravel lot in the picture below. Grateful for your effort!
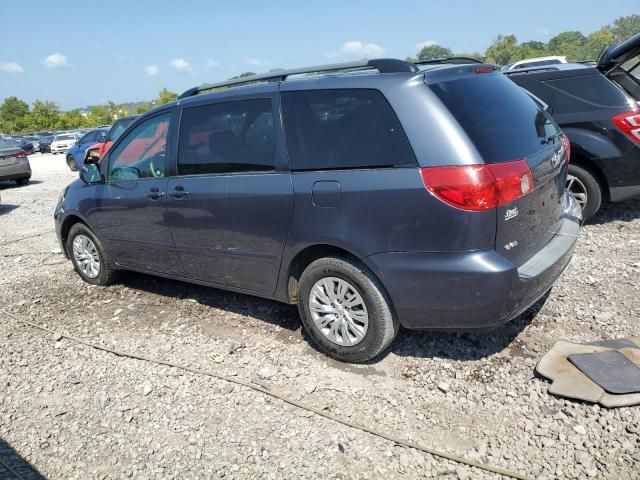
[1,153,639,480]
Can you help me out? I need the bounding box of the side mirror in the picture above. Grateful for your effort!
[80,163,102,184]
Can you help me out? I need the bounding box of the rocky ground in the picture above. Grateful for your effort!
[0,154,639,480]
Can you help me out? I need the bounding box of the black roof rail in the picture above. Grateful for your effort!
[178,58,419,99]
[414,56,484,66]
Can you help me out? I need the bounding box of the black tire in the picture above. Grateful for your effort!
[297,256,398,363]
[67,223,119,286]
[567,164,602,222]
[67,155,78,171]
[15,177,30,186]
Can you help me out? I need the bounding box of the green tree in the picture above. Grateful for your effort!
[547,31,586,53]
[136,102,154,114]
[231,72,257,79]
[0,97,30,125]
[583,27,614,61]
[610,14,640,43]
[87,106,111,126]
[484,34,519,65]
[417,44,452,61]
[157,88,178,105]
[28,100,61,131]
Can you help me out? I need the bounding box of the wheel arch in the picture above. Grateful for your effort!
[59,214,88,256]
[569,153,610,201]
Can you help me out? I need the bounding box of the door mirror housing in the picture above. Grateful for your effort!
[80,163,102,184]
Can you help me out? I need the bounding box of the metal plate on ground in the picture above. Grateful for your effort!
[568,350,640,395]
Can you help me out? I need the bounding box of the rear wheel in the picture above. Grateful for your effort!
[67,155,78,171]
[566,164,602,222]
[15,177,29,186]
[67,223,119,285]
[297,256,398,363]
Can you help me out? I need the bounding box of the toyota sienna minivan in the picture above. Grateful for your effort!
[54,58,581,362]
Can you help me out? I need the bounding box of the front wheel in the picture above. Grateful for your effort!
[566,164,602,222]
[15,177,30,186]
[67,223,119,285]
[297,256,398,363]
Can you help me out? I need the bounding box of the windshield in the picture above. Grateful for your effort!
[107,118,136,142]
[55,134,75,141]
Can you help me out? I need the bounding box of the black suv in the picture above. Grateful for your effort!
[505,33,640,220]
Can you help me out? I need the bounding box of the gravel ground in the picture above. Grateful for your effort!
[0,153,639,480]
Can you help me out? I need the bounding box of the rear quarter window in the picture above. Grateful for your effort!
[281,89,416,171]
[543,74,631,112]
[429,74,560,162]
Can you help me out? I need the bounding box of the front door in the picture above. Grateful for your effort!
[93,112,183,275]
[165,95,293,293]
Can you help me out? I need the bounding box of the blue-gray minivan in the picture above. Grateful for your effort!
[54,58,581,362]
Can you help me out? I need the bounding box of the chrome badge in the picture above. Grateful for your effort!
[550,146,564,169]
[504,240,519,251]
[505,207,519,221]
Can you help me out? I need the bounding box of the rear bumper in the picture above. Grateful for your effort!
[0,163,31,181]
[366,196,581,330]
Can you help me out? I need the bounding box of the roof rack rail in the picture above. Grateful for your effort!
[414,56,483,65]
[178,58,419,99]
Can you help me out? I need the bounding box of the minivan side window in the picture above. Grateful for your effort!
[177,99,276,176]
[281,89,416,171]
[108,113,170,182]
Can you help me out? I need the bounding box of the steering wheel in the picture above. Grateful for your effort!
[148,150,166,178]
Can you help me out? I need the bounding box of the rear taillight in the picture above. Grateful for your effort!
[15,150,27,158]
[611,111,640,144]
[561,133,571,163]
[420,160,534,211]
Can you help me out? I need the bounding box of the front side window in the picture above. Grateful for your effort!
[108,113,170,181]
[177,99,276,175]
[281,89,416,171]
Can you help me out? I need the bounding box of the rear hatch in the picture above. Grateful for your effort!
[596,32,640,102]
[427,68,568,266]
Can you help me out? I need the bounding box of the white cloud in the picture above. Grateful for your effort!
[206,59,221,68]
[536,28,551,37]
[339,41,386,58]
[169,58,193,73]
[0,62,24,73]
[42,53,68,69]
[144,64,159,76]
[246,58,268,67]
[415,40,437,50]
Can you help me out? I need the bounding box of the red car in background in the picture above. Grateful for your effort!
[84,115,139,164]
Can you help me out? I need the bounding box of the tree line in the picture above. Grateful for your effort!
[1,14,638,135]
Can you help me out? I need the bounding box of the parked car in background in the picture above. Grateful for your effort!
[66,128,108,171]
[0,138,31,186]
[55,58,580,362]
[51,133,79,155]
[83,115,139,164]
[14,137,35,155]
[502,56,568,72]
[23,135,41,153]
[505,32,640,220]
[39,135,54,153]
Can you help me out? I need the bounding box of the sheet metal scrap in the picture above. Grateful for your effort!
[535,337,640,407]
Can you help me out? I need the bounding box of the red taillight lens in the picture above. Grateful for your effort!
[15,150,27,158]
[420,160,534,211]
[611,111,640,144]
[561,133,571,163]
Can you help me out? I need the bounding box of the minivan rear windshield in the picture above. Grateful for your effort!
[429,74,560,162]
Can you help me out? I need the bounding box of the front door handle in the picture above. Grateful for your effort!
[148,187,165,200]
[169,185,190,199]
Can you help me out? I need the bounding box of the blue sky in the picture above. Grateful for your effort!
[0,0,637,110]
